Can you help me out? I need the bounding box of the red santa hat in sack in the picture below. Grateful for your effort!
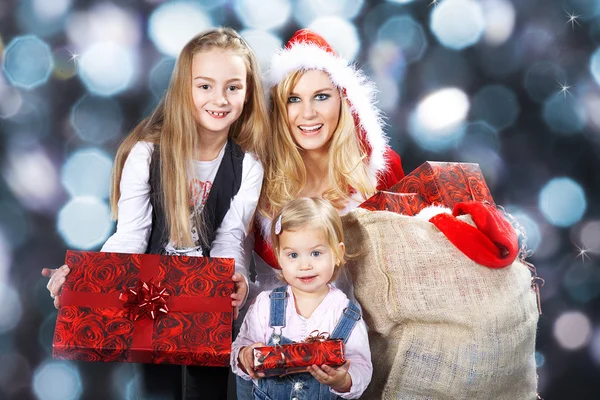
[266,28,398,180]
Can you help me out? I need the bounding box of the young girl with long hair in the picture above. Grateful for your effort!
[233,197,372,399]
[42,27,268,399]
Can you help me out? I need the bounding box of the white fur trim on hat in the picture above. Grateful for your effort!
[266,43,389,177]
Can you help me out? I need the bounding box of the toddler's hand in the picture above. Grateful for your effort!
[238,342,266,379]
[308,360,352,393]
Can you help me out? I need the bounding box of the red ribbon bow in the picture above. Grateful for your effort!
[305,330,330,343]
[119,279,170,321]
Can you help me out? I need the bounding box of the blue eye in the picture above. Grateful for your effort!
[228,85,239,91]
[288,252,298,259]
[287,96,300,103]
[198,84,210,90]
[315,94,330,101]
[311,251,321,257]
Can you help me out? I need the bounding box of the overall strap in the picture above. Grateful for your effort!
[269,286,288,328]
[200,138,244,256]
[330,301,361,344]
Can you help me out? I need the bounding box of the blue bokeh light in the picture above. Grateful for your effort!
[590,47,600,87]
[506,208,542,254]
[61,148,113,199]
[471,85,520,131]
[564,261,600,303]
[524,62,567,103]
[542,95,586,135]
[240,30,282,72]
[78,41,137,96]
[377,15,428,64]
[309,17,360,61]
[33,360,82,400]
[234,0,291,30]
[539,178,587,227]
[0,201,29,249]
[430,0,485,50]
[0,283,23,334]
[149,57,175,100]
[57,197,114,249]
[70,95,123,144]
[148,1,212,58]
[16,0,71,38]
[293,0,364,27]
[409,88,470,152]
[2,35,54,89]
[534,351,545,368]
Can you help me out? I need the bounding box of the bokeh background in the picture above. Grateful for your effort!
[0,0,599,398]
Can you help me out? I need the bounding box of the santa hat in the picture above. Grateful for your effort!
[266,29,389,178]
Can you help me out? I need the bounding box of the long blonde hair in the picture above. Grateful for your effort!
[271,197,346,282]
[110,28,268,248]
[259,69,376,218]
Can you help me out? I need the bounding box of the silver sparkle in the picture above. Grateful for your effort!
[67,48,80,64]
[556,80,573,98]
[429,0,439,7]
[565,10,581,30]
[574,243,591,263]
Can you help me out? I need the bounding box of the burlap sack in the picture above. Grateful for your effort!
[342,209,539,400]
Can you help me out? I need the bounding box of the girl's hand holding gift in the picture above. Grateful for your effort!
[238,342,266,379]
[41,265,70,309]
[231,272,248,320]
[308,360,352,393]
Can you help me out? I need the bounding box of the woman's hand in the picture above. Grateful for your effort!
[308,360,352,393]
[41,265,70,309]
[231,273,247,320]
[238,342,266,379]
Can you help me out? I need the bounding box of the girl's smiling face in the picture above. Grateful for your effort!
[191,49,247,139]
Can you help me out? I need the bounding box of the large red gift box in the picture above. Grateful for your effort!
[253,335,345,377]
[359,192,429,216]
[387,162,495,208]
[53,250,234,366]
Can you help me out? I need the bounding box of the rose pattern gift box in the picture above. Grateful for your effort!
[359,192,429,216]
[388,162,495,209]
[253,333,345,377]
[53,250,234,366]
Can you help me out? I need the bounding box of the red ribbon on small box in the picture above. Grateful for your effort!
[59,254,230,363]
[253,331,345,376]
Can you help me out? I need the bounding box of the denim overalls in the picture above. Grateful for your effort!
[251,286,362,400]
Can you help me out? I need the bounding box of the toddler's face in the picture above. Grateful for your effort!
[277,226,339,297]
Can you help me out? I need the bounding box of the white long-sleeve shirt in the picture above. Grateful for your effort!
[231,285,373,399]
[101,141,264,305]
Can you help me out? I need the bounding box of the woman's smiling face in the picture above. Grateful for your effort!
[286,70,341,153]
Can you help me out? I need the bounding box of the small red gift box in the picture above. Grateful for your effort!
[388,162,494,208]
[253,332,345,376]
[53,250,234,366]
[359,192,429,216]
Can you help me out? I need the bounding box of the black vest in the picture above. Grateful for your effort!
[146,139,244,256]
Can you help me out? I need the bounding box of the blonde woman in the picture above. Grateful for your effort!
[252,29,404,292]
[42,28,268,399]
